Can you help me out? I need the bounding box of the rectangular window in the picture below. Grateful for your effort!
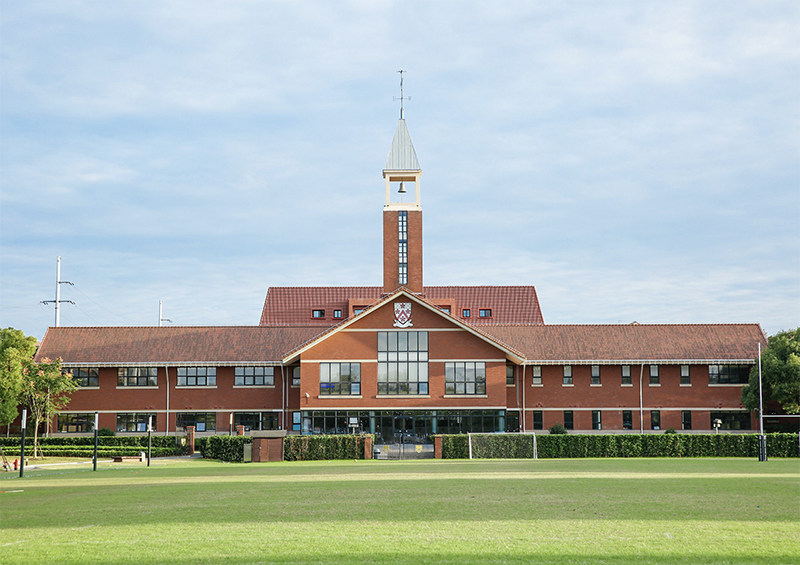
[176,412,216,432]
[563,410,574,430]
[591,365,601,385]
[682,410,692,430]
[708,365,751,385]
[398,211,408,285]
[562,365,573,385]
[462,309,471,318]
[622,410,633,430]
[649,365,659,385]
[57,413,95,433]
[292,366,301,387]
[312,309,325,318]
[533,410,543,430]
[117,367,157,387]
[506,365,515,386]
[377,331,428,395]
[621,365,632,385]
[592,410,602,430]
[292,411,301,432]
[319,362,361,395]
[681,365,690,385]
[116,413,157,433]
[531,365,542,385]
[651,410,661,430]
[234,367,274,386]
[70,368,99,387]
[711,411,751,430]
[445,362,486,395]
[177,367,217,387]
[234,412,278,431]
[333,309,343,318]
[479,309,492,318]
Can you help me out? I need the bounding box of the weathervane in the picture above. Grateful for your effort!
[393,70,411,119]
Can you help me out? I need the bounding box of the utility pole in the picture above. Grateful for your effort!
[40,256,74,326]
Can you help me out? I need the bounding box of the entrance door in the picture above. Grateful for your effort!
[393,415,414,443]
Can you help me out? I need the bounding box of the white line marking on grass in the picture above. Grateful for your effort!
[0,490,24,494]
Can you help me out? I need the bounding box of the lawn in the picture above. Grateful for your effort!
[1,457,798,565]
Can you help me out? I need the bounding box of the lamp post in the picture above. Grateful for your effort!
[19,409,27,478]
[757,342,767,462]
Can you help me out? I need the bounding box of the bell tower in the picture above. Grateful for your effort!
[383,75,422,295]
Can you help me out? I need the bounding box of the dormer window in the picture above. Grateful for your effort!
[333,309,343,319]
[462,309,471,318]
[312,309,325,318]
[479,309,492,318]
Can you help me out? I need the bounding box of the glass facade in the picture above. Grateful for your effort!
[377,331,428,395]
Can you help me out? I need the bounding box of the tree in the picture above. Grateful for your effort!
[742,328,800,417]
[20,357,77,457]
[0,328,38,429]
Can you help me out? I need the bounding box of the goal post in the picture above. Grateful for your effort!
[467,432,538,460]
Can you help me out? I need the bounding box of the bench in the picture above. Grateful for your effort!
[112,454,145,463]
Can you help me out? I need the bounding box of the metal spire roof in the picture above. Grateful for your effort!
[384,118,421,171]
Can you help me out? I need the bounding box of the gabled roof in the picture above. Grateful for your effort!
[35,326,324,366]
[384,118,421,171]
[281,288,526,365]
[259,285,544,326]
[482,323,766,364]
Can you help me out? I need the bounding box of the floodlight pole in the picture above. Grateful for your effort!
[757,343,767,462]
[19,409,27,478]
[93,412,99,471]
[147,416,152,467]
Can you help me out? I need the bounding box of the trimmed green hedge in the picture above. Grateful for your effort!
[197,435,251,462]
[284,435,372,461]
[10,447,177,458]
[0,435,189,455]
[440,433,799,459]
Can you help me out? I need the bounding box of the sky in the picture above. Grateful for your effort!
[1,1,798,341]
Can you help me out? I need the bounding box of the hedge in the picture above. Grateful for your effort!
[9,447,178,458]
[440,433,798,459]
[197,435,251,462]
[0,435,189,455]
[284,435,372,461]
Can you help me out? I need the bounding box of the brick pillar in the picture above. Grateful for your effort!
[434,435,442,459]
[186,426,196,455]
[364,436,373,459]
[236,425,245,436]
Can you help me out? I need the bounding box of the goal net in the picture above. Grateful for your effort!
[468,432,538,460]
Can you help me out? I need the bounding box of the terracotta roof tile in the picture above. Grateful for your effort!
[259,285,544,326]
[35,326,324,365]
[482,323,766,363]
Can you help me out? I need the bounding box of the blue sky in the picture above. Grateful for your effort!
[1,1,798,341]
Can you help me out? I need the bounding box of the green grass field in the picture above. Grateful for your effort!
[1,457,798,564]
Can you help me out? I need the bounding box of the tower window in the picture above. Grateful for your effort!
[398,211,408,285]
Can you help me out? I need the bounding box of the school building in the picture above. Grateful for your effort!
[34,112,766,440]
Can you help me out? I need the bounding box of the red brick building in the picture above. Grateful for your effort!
[35,114,766,439]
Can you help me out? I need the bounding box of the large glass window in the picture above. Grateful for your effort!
[70,368,99,387]
[176,412,216,432]
[234,412,279,431]
[116,413,157,432]
[709,365,751,385]
[711,411,751,430]
[117,368,157,387]
[445,362,486,395]
[177,367,217,386]
[58,413,94,433]
[235,367,274,386]
[319,363,361,395]
[377,331,428,395]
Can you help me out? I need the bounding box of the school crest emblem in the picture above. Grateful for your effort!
[393,302,413,328]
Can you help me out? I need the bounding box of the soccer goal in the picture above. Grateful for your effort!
[468,432,538,460]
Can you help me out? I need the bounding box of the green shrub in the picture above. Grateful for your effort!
[549,423,568,435]
[97,427,116,436]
